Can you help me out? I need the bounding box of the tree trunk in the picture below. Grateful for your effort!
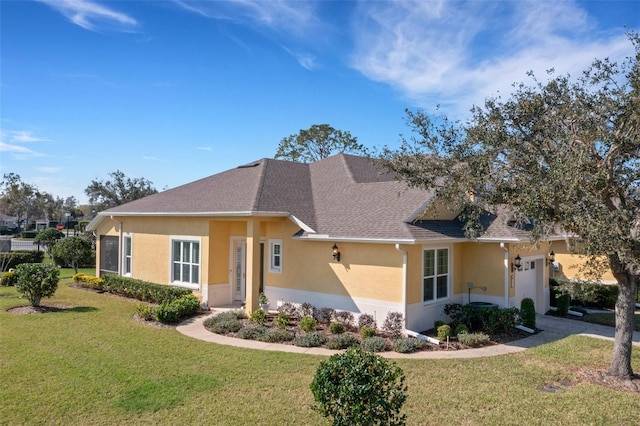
[608,261,638,378]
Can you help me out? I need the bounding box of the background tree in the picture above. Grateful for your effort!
[15,263,59,307]
[85,170,158,212]
[51,236,93,273]
[34,228,65,255]
[275,124,365,163]
[381,34,640,378]
[0,173,40,231]
[310,347,407,425]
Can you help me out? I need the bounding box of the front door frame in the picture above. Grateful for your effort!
[230,237,246,302]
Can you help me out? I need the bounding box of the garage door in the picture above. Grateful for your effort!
[514,258,542,310]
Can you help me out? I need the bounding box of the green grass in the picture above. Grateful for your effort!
[58,267,96,280]
[584,312,640,331]
[2,283,640,425]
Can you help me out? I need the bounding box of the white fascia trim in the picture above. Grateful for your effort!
[288,214,315,233]
[475,237,522,243]
[96,210,290,218]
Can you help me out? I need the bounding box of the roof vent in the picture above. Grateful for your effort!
[237,161,261,169]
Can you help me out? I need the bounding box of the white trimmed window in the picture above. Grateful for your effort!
[171,238,200,289]
[123,234,132,276]
[423,247,449,302]
[269,239,282,273]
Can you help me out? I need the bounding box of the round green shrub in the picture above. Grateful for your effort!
[454,323,469,336]
[329,321,345,334]
[299,315,318,333]
[1,270,17,287]
[361,336,389,352]
[15,263,60,307]
[520,297,536,329]
[326,333,360,350]
[310,347,407,426]
[360,326,376,339]
[133,303,156,321]
[249,309,268,325]
[155,294,200,324]
[393,337,425,354]
[275,312,290,329]
[437,324,451,341]
[434,320,445,330]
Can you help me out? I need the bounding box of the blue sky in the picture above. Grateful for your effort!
[1,0,638,204]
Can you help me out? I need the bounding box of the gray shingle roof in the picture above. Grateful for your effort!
[98,153,532,243]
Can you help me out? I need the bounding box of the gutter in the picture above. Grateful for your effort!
[395,244,408,330]
[500,242,509,308]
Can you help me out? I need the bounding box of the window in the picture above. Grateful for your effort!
[171,239,200,289]
[123,234,132,276]
[269,240,282,273]
[99,236,119,276]
[423,247,449,302]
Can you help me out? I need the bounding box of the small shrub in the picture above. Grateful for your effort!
[237,326,267,340]
[457,332,491,347]
[360,326,376,339]
[299,315,317,333]
[444,303,465,324]
[101,274,191,304]
[15,263,60,307]
[249,309,268,325]
[310,347,407,426]
[293,331,326,347]
[277,302,299,318]
[275,312,290,329]
[259,328,295,343]
[434,320,445,330]
[326,333,360,350]
[358,313,376,330]
[483,308,520,334]
[299,302,316,318]
[329,322,345,334]
[74,274,104,290]
[204,316,243,334]
[133,303,156,321]
[1,270,17,287]
[520,298,536,329]
[454,323,469,336]
[557,294,570,315]
[315,307,335,324]
[155,294,200,324]
[437,324,451,341]
[382,311,405,338]
[334,311,355,328]
[393,337,425,354]
[361,336,388,352]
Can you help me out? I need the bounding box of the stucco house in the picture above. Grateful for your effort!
[88,154,577,331]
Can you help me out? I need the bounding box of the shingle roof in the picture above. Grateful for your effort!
[96,153,532,243]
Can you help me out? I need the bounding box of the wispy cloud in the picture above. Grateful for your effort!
[350,0,633,117]
[197,146,213,152]
[0,129,50,159]
[36,166,62,173]
[282,46,317,70]
[37,0,138,32]
[142,156,161,161]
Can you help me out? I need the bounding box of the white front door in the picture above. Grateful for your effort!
[514,257,543,312]
[231,238,246,301]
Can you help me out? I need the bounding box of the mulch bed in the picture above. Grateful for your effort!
[6,303,70,314]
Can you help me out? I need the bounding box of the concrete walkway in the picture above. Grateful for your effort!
[176,312,640,359]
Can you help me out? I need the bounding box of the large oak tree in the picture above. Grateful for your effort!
[382,34,640,378]
[85,170,157,212]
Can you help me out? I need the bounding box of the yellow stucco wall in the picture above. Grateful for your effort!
[550,244,616,283]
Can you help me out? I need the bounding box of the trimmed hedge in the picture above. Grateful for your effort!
[73,273,104,290]
[101,274,192,304]
[550,278,618,309]
[155,294,200,324]
[0,251,45,271]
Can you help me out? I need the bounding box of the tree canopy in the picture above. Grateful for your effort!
[85,170,157,212]
[382,34,640,378]
[275,124,365,163]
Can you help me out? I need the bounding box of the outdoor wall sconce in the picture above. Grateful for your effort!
[546,251,555,266]
[512,254,522,271]
[332,244,341,262]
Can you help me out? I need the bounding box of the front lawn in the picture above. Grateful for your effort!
[584,311,640,331]
[1,283,639,425]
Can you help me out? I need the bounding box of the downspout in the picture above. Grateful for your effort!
[395,244,408,329]
[500,242,509,308]
[110,216,123,275]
